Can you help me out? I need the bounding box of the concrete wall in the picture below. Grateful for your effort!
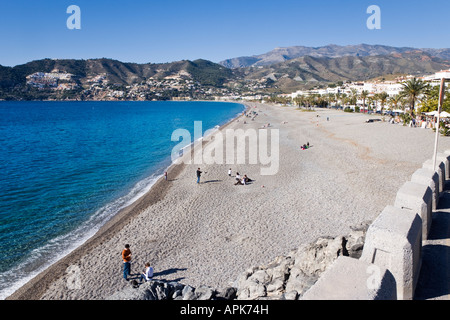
[301,256,397,300]
[410,168,439,211]
[394,181,432,240]
[423,159,445,193]
[302,152,450,300]
[360,206,422,300]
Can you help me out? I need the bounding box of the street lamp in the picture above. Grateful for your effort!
[433,77,447,171]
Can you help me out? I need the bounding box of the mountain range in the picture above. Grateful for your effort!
[1,44,450,99]
[0,58,232,89]
[235,49,450,92]
[219,44,450,69]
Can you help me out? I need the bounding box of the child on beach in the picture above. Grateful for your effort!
[139,262,154,283]
[196,168,202,184]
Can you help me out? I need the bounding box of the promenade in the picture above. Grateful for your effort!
[414,182,450,300]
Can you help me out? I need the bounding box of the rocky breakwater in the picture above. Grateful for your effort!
[108,223,367,300]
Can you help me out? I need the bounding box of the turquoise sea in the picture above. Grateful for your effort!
[0,100,244,299]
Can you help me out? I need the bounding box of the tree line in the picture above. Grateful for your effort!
[279,78,450,117]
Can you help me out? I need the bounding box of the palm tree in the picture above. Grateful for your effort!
[389,94,403,112]
[400,78,429,117]
[340,93,348,109]
[372,93,380,112]
[378,92,389,114]
[326,93,336,108]
[361,90,369,113]
[349,88,358,107]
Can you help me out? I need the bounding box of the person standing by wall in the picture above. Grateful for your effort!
[122,244,132,281]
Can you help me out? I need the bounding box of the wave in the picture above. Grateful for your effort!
[0,164,168,300]
[0,102,246,300]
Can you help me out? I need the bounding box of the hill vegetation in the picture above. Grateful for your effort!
[240,51,450,93]
[219,44,450,68]
[1,44,450,100]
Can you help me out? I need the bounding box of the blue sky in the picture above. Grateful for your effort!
[1,0,449,66]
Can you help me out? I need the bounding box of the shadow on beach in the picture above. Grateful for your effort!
[201,180,222,184]
[128,267,187,284]
[153,267,187,283]
[153,267,187,278]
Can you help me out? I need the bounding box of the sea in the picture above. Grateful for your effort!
[0,100,245,299]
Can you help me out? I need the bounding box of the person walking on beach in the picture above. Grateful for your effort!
[164,171,168,181]
[122,244,132,281]
[196,168,202,184]
[228,168,232,177]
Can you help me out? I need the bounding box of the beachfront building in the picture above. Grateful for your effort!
[288,75,432,112]
[423,69,450,85]
[357,82,403,97]
[290,81,403,100]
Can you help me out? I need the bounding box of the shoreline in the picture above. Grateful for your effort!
[6,101,248,300]
[8,102,450,300]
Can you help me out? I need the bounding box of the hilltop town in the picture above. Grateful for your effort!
[14,66,450,110]
[22,68,271,102]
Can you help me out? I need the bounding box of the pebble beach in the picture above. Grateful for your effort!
[8,102,450,300]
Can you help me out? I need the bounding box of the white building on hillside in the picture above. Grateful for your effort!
[423,69,450,85]
[359,82,403,96]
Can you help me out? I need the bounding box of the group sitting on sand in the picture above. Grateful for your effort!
[301,142,310,150]
[232,171,253,185]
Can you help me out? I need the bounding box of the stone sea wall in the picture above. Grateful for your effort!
[302,151,450,300]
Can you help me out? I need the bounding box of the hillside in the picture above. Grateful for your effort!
[1,47,450,100]
[0,58,232,89]
[238,51,450,93]
[0,58,237,100]
[220,44,450,69]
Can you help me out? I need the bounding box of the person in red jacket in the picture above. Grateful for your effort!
[122,244,132,280]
